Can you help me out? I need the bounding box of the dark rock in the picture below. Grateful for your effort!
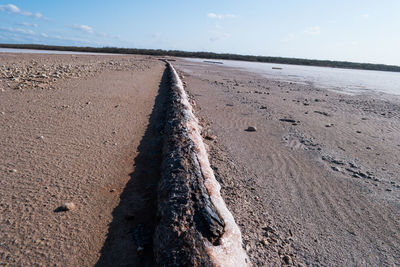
[332,159,345,165]
[279,118,296,123]
[245,126,257,132]
[314,110,331,116]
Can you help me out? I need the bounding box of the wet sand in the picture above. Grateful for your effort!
[174,59,400,266]
[0,53,166,266]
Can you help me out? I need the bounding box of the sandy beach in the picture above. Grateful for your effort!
[1,53,400,266]
[0,53,166,266]
[174,59,400,266]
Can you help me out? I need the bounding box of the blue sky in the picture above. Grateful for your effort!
[1,1,400,65]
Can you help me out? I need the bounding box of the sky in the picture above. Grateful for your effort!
[1,0,400,65]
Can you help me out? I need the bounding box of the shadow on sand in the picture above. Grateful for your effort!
[96,66,169,267]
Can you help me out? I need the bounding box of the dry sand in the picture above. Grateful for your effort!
[0,53,166,266]
[174,59,400,266]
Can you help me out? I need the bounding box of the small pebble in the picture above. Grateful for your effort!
[261,238,269,246]
[245,126,257,132]
[205,135,217,141]
[331,166,341,172]
[58,202,76,211]
[282,255,293,265]
[10,169,17,173]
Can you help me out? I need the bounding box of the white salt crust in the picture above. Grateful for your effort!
[168,63,250,266]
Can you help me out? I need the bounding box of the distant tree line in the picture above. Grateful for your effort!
[1,43,400,72]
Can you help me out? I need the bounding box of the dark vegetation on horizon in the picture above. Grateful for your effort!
[1,43,400,72]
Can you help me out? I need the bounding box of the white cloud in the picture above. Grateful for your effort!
[0,4,20,13]
[207,13,236,19]
[72,24,94,34]
[362,14,369,19]
[41,32,48,38]
[0,4,43,19]
[303,26,321,35]
[17,22,38,28]
[0,26,35,35]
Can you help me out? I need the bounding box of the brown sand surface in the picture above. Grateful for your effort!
[174,59,400,266]
[0,53,166,266]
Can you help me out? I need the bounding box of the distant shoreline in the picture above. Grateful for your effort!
[1,43,400,73]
